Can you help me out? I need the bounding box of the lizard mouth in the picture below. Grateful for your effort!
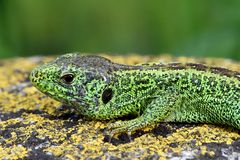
[32,80,72,104]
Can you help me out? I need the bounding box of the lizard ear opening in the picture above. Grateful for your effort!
[102,88,113,104]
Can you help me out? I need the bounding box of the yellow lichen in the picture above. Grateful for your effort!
[0,55,240,159]
[0,145,28,160]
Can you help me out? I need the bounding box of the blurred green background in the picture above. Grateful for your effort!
[0,0,239,60]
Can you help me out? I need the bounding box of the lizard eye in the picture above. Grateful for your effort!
[60,73,75,84]
[102,88,113,104]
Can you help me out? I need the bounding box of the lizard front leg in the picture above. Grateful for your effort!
[107,91,179,136]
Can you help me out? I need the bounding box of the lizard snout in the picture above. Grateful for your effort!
[29,68,43,84]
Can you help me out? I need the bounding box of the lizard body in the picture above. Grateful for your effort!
[30,53,240,134]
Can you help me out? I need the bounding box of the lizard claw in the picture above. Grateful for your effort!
[106,120,134,141]
[127,131,132,142]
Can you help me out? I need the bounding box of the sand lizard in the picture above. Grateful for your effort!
[29,53,240,135]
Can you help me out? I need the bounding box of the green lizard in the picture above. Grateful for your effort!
[29,53,240,135]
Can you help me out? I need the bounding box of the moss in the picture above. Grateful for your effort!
[0,54,239,159]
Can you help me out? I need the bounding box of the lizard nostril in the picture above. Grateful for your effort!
[34,72,38,78]
[30,70,39,80]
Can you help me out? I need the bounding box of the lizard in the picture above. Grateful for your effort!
[29,53,240,135]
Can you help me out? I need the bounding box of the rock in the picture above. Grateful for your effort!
[0,54,239,159]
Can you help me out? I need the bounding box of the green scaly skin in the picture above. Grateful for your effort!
[30,53,240,135]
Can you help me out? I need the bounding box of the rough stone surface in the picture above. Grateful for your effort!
[0,54,240,159]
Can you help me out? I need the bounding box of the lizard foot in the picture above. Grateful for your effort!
[107,118,146,138]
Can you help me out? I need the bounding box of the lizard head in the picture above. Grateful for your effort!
[30,53,117,117]
[30,53,146,120]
